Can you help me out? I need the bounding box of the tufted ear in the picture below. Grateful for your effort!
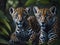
[9,7,15,16]
[33,6,39,15]
[49,6,56,15]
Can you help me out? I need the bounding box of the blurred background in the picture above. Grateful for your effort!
[0,0,60,45]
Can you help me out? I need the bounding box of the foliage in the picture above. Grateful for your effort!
[6,0,19,10]
[25,0,36,6]
[25,0,60,6]
[25,0,50,6]
[0,39,9,44]
[38,0,49,4]
[0,10,11,45]
[48,39,60,45]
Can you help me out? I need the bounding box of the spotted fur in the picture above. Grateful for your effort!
[27,16,40,45]
[9,7,33,45]
[33,6,58,45]
[9,7,26,44]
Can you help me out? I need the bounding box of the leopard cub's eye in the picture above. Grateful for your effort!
[46,11,51,16]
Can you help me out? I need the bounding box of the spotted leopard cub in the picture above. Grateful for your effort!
[9,7,26,44]
[33,6,58,45]
[9,7,34,45]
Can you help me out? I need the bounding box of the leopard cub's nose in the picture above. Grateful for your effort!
[42,22,45,24]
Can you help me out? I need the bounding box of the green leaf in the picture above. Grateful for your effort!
[0,19,11,32]
[0,38,9,44]
[0,10,9,21]
[39,0,50,4]
[6,0,19,8]
[0,10,11,32]
[25,0,36,6]
[0,26,9,36]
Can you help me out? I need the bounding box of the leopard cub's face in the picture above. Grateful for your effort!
[9,7,25,23]
[33,6,56,29]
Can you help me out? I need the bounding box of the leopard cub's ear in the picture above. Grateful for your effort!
[49,6,56,15]
[24,7,31,15]
[9,7,15,16]
[33,6,39,14]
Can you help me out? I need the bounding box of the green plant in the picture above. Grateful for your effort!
[6,0,19,10]
[0,10,11,45]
